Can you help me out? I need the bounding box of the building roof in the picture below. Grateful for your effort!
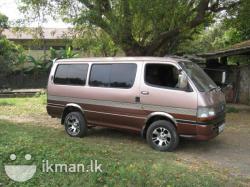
[198,40,250,59]
[3,28,73,40]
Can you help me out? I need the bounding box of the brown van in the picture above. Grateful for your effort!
[47,57,226,151]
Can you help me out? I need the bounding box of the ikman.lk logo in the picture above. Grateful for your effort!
[4,154,37,182]
[4,153,103,183]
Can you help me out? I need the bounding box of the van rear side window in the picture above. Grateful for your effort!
[89,64,137,88]
[54,64,89,86]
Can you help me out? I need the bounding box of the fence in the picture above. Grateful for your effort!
[0,72,49,89]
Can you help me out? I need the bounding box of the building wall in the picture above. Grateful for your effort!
[239,65,250,104]
[222,64,250,105]
[224,66,238,103]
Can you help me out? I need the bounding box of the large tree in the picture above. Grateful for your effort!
[176,0,250,55]
[18,0,240,56]
[0,13,8,34]
[225,0,250,40]
[0,14,19,75]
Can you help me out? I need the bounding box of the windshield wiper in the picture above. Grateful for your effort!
[209,86,220,92]
[209,87,217,91]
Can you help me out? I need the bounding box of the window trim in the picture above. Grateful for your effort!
[89,63,137,89]
[53,63,89,86]
[144,63,190,91]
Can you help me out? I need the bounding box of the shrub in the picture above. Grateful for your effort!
[0,37,20,75]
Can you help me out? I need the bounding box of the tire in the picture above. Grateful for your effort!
[146,120,179,152]
[64,111,87,138]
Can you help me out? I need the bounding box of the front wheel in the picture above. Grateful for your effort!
[146,120,179,152]
[64,112,87,137]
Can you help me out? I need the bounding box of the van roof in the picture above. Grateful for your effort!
[56,56,190,64]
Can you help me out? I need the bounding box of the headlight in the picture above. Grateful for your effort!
[197,107,215,118]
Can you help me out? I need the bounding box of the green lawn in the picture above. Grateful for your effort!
[0,96,242,186]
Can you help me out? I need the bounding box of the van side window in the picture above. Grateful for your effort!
[54,64,89,85]
[110,64,137,88]
[145,64,179,89]
[89,64,111,87]
[89,64,137,88]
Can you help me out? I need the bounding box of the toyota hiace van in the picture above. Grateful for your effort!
[47,57,226,151]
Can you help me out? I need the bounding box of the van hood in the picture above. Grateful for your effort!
[198,88,226,109]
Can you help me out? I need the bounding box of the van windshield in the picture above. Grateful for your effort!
[178,61,217,92]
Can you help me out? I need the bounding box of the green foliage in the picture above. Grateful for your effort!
[0,13,8,33]
[17,47,79,73]
[0,39,80,74]
[0,13,80,75]
[15,46,78,73]
[49,46,79,59]
[178,23,243,54]
[64,46,78,58]
[0,13,29,75]
[225,0,250,40]
[226,107,239,113]
[0,100,15,106]
[173,0,250,66]
[0,37,22,75]
[25,55,47,72]
[72,27,119,57]
[0,38,18,62]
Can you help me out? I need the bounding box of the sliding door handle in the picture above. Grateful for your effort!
[141,91,149,95]
[135,96,140,103]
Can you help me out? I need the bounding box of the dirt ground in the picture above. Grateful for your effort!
[178,109,250,179]
[1,105,250,181]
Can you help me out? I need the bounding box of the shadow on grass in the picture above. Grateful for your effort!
[88,127,142,140]
[87,126,223,154]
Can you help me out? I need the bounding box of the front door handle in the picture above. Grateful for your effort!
[141,91,149,95]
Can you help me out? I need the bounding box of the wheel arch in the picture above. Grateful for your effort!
[61,103,85,125]
[142,112,177,138]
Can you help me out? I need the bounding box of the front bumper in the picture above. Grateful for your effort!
[195,121,225,140]
[178,113,225,140]
[195,112,225,140]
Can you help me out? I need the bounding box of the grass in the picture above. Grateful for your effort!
[0,100,15,106]
[0,95,46,116]
[0,96,244,186]
[0,120,230,187]
[226,107,239,113]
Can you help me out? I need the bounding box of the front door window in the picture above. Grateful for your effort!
[145,64,180,89]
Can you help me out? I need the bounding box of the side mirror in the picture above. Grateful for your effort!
[178,71,188,90]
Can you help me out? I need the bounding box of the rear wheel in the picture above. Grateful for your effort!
[146,120,179,151]
[64,112,87,137]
